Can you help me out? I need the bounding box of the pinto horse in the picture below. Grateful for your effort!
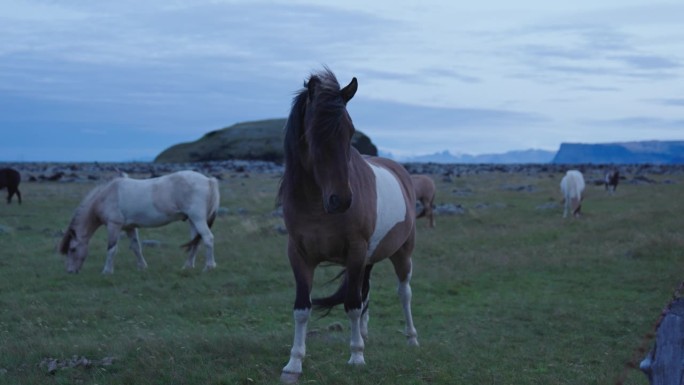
[59,170,220,274]
[278,68,419,383]
[411,174,436,228]
[0,168,22,204]
[560,170,585,218]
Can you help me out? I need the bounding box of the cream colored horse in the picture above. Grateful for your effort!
[560,170,585,218]
[59,170,220,274]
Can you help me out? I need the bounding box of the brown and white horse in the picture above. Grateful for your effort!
[278,68,419,383]
[59,170,220,274]
[411,174,436,228]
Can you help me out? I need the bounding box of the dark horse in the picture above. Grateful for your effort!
[0,168,21,204]
[605,169,619,193]
[277,68,419,383]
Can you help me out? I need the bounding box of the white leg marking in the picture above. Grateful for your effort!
[127,229,147,270]
[194,220,216,271]
[183,227,199,269]
[365,162,407,259]
[282,309,310,377]
[361,294,370,341]
[398,274,419,346]
[347,308,366,365]
[102,244,117,274]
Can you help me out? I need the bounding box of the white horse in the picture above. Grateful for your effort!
[59,170,220,274]
[560,170,585,218]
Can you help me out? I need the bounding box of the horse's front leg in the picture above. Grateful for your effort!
[345,255,370,366]
[126,228,148,270]
[360,264,374,341]
[281,241,314,384]
[102,224,122,274]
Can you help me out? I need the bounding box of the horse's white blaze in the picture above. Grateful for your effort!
[365,162,406,260]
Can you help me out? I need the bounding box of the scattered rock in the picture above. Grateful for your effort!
[4,162,684,185]
[327,322,344,332]
[273,224,288,235]
[474,202,507,210]
[536,202,560,210]
[501,184,536,192]
[142,240,162,248]
[434,203,466,215]
[39,356,115,375]
[451,188,473,197]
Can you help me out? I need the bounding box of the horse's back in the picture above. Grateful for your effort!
[113,171,218,226]
[411,174,435,201]
[361,156,416,262]
[0,168,20,187]
[561,170,585,198]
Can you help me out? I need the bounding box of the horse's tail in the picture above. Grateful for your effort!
[312,264,374,316]
[312,269,348,316]
[180,177,220,251]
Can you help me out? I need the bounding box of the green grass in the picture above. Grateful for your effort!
[0,169,682,384]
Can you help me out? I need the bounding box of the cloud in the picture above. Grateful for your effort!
[584,116,684,129]
[652,98,684,106]
[611,54,680,70]
[350,98,547,129]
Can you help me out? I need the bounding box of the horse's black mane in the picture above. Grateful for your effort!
[278,68,353,204]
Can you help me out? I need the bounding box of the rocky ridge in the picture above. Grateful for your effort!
[1,161,682,184]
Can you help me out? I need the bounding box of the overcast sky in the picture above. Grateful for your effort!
[1,0,682,161]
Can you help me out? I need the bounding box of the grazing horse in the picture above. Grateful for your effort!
[0,168,21,204]
[278,68,419,383]
[411,174,436,228]
[605,169,619,193]
[59,170,220,274]
[560,170,585,218]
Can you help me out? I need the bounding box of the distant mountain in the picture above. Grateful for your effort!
[154,118,377,163]
[403,149,556,164]
[552,141,684,164]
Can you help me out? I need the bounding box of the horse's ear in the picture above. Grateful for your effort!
[341,77,358,103]
[307,76,319,102]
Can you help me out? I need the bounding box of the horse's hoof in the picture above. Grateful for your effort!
[407,337,419,347]
[347,354,366,365]
[280,371,301,384]
[202,264,216,272]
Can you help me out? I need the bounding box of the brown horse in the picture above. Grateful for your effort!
[0,168,21,204]
[411,174,436,228]
[278,68,419,383]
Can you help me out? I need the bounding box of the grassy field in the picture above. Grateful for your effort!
[0,167,682,385]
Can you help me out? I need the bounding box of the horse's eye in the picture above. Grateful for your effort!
[69,247,76,253]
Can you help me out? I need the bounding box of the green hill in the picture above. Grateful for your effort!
[154,118,378,163]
